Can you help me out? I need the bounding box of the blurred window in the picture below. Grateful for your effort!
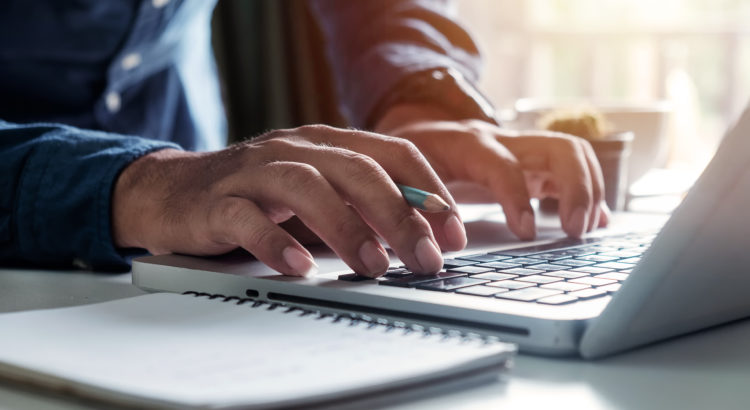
[458,0,750,171]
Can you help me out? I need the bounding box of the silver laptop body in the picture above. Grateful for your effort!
[133,105,750,359]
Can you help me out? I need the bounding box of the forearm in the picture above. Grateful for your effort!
[0,120,178,271]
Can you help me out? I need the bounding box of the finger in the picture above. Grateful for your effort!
[230,160,393,277]
[598,200,611,228]
[270,141,444,274]
[293,125,465,253]
[463,136,536,240]
[207,196,318,277]
[544,136,593,238]
[579,140,606,232]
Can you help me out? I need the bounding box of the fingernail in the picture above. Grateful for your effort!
[568,207,588,238]
[358,240,390,277]
[520,211,536,240]
[443,214,467,250]
[282,247,318,277]
[414,236,443,274]
[599,201,611,227]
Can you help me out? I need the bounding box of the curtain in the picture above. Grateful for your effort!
[211,0,346,144]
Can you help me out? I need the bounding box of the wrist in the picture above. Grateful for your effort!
[367,67,499,132]
[374,103,457,135]
[111,148,188,249]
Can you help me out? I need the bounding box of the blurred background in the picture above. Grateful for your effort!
[457,0,750,194]
[212,0,750,211]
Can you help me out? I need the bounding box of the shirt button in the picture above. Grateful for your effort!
[152,0,170,8]
[105,92,121,113]
[120,53,142,71]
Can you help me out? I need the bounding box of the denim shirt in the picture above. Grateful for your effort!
[0,0,224,270]
[0,0,480,271]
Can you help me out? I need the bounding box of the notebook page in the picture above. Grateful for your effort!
[0,293,513,408]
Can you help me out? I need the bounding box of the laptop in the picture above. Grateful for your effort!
[133,104,750,359]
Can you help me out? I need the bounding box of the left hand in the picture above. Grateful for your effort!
[375,105,609,240]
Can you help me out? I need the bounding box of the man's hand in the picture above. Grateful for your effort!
[112,125,467,278]
[375,105,609,240]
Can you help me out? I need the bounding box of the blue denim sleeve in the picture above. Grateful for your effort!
[0,120,180,271]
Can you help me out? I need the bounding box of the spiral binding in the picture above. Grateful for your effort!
[182,291,499,345]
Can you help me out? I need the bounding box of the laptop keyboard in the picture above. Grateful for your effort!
[337,232,655,305]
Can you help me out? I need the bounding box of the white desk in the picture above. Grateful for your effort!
[1,210,748,410]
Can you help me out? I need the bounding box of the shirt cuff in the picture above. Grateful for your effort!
[15,125,179,271]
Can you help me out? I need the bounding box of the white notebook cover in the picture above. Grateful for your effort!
[0,293,515,409]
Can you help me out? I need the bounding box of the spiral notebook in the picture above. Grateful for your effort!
[0,292,515,409]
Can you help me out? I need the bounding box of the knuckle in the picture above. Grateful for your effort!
[254,128,289,143]
[244,224,280,250]
[340,151,386,186]
[552,135,581,154]
[258,137,297,152]
[296,123,338,136]
[392,208,429,237]
[207,198,252,242]
[266,162,324,196]
[388,138,424,162]
[331,215,364,237]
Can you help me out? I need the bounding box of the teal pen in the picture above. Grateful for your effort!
[396,184,451,212]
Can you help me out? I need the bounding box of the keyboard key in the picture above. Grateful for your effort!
[552,259,596,267]
[496,288,563,302]
[446,266,494,275]
[570,277,617,287]
[506,257,547,265]
[543,270,590,279]
[442,258,479,268]
[569,288,608,300]
[571,266,614,274]
[575,254,620,263]
[456,285,507,297]
[475,261,523,270]
[379,272,466,288]
[497,268,545,276]
[598,251,642,259]
[524,263,570,271]
[619,268,633,274]
[471,272,518,281]
[537,294,579,305]
[486,280,535,290]
[384,268,411,278]
[337,273,374,282]
[598,283,622,294]
[456,254,511,263]
[416,277,489,292]
[596,272,629,282]
[562,248,597,256]
[489,249,540,257]
[619,257,641,264]
[541,282,591,292]
[384,271,411,278]
[532,253,571,261]
[595,262,636,270]
[515,275,563,285]
[589,246,619,253]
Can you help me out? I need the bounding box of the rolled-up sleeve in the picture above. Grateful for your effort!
[0,120,178,271]
[309,0,483,128]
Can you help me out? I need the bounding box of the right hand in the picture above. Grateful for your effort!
[112,125,467,278]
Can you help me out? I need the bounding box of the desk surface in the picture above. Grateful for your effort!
[2,209,749,410]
